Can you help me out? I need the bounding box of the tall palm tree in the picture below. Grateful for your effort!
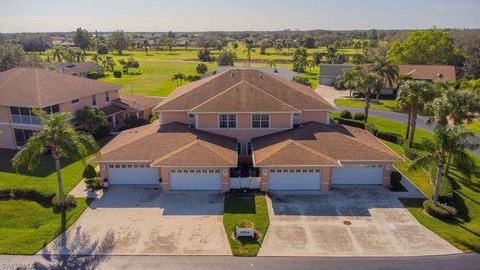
[409,126,477,205]
[396,80,436,147]
[91,54,100,64]
[355,72,383,123]
[369,57,399,102]
[243,39,256,67]
[273,41,283,54]
[426,89,480,127]
[336,66,361,97]
[102,56,115,72]
[295,55,308,75]
[11,110,98,206]
[51,45,67,73]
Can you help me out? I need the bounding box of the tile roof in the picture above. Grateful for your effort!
[53,62,105,75]
[398,64,456,82]
[252,121,402,166]
[190,80,300,113]
[154,69,333,112]
[100,104,126,116]
[92,121,237,167]
[215,66,298,80]
[113,94,164,112]
[0,68,120,107]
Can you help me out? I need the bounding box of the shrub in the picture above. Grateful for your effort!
[83,164,97,179]
[124,117,148,127]
[390,171,402,188]
[439,177,454,205]
[352,92,364,98]
[93,124,111,139]
[186,74,201,82]
[365,122,378,136]
[423,199,457,220]
[196,63,208,74]
[353,112,365,121]
[197,49,212,62]
[0,188,55,206]
[113,70,122,78]
[52,194,77,211]
[376,131,404,145]
[84,178,103,191]
[403,146,421,160]
[216,51,236,66]
[292,75,311,87]
[335,117,365,129]
[340,110,352,119]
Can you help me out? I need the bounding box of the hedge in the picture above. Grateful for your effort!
[439,177,454,205]
[365,122,379,136]
[334,117,365,129]
[423,199,457,220]
[0,188,55,207]
[353,112,365,121]
[376,131,404,145]
[340,110,352,119]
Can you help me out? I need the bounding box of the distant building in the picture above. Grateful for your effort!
[319,63,354,86]
[213,66,298,81]
[54,62,105,78]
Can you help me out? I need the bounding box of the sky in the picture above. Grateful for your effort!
[0,0,479,33]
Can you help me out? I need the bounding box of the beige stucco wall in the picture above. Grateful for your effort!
[0,106,10,122]
[294,111,328,125]
[59,90,119,115]
[0,125,15,149]
[197,113,292,129]
[161,112,194,125]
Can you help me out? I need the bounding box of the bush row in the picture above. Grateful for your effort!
[339,110,365,121]
[376,131,404,145]
[334,117,365,129]
[0,189,55,207]
[423,199,457,219]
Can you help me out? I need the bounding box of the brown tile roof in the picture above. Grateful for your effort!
[154,69,333,112]
[252,122,402,166]
[190,80,300,113]
[92,122,237,167]
[398,65,456,82]
[53,62,105,75]
[113,94,164,112]
[100,104,126,116]
[0,68,120,107]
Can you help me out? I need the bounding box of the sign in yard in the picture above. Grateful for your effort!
[236,226,255,238]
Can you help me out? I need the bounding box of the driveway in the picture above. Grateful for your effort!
[258,186,460,256]
[314,84,348,106]
[42,186,231,255]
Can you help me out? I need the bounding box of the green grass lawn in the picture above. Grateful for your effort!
[223,192,269,256]
[0,198,88,254]
[354,117,480,252]
[334,98,402,112]
[465,120,480,135]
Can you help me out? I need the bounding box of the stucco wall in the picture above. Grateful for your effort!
[294,111,328,125]
[0,125,15,149]
[0,106,10,122]
[161,112,194,125]
[59,90,119,114]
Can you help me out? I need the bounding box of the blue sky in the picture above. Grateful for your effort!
[0,0,479,32]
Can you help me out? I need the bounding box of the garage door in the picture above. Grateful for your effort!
[269,169,321,190]
[331,166,383,185]
[108,166,159,185]
[170,169,222,190]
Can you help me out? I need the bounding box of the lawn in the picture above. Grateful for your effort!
[223,192,270,256]
[353,117,480,252]
[0,198,88,254]
[334,98,402,112]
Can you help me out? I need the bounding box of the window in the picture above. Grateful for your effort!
[252,114,269,128]
[237,142,242,155]
[105,92,110,102]
[219,114,236,128]
[71,99,80,104]
[247,142,252,155]
[10,107,40,125]
[13,129,34,146]
[91,95,97,106]
[43,104,59,114]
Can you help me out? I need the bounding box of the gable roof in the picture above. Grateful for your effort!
[53,62,105,75]
[190,80,300,113]
[215,66,298,80]
[154,69,333,112]
[113,94,164,112]
[92,121,237,167]
[252,121,402,167]
[0,68,120,107]
[398,64,456,82]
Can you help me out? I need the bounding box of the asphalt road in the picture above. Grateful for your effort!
[337,106,480,156]
[1,253,479,270]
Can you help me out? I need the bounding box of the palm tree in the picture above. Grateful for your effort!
[102,56,115,72]
[11,110,98,206]
[336,66,361,97]
[355,72,383,123]
[369,57,399,102]
[51,45,67,73]
[171,72,186,86]
[243,39,256,67]
[273,41,283,54]
[295,55,308,75]
[75,107,109,135]
[91,54,100,64]
[396,80,436,147]
[409,126,477,205]
[426,89,480,127]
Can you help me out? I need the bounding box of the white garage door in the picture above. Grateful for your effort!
[331,166,383,185]
[269,169,321,190]
[108,166,159,185]
[170,170,222,190]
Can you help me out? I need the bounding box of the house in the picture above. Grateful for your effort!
[92,69,401,192]
[214,66,298,81]
[54,62,105,78]
[319,63,456,94]
[319,63,354,86]
[0,68,157,149]
[112,94,164,121]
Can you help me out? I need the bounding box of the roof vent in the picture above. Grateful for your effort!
[437,73,443,78]
[231,71,235,78]
[273,68,279,73]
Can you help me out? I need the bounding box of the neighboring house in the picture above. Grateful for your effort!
[319,63,354,86]
[214,66,298,80]
[54,62,105,78]
[0,68,124,149]
[112,94,164,121]
[50,36,75,47]
[319,63,456,94]
[92,69,401,192]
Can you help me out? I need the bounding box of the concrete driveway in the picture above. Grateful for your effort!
[258,186,460,257]
[42,186,231,256]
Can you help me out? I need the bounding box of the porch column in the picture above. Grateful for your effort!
[221,168,230,192]
[260,168,269,192]
[321,167,332,192]
[161,168,170,192]
[112,114,116,128]
[382,164,392,187]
